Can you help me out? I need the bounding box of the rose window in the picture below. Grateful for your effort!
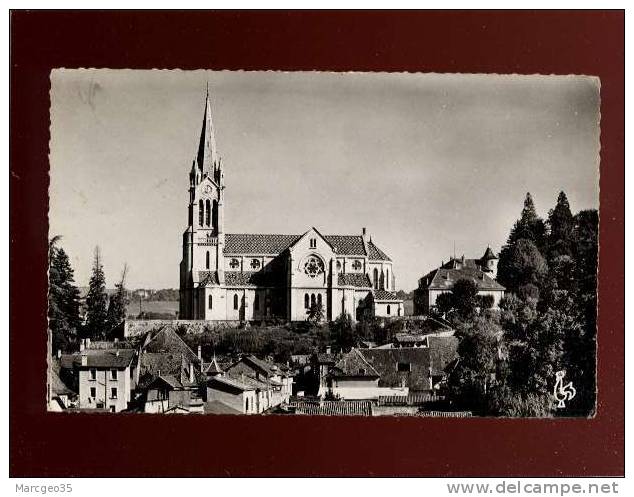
[250,259,261,270]
[229,258,240,269]
[303,256,324,278]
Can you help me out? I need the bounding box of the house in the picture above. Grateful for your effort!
[413,249,506,315]
[179,89,403,323]
[61,348,137,412]
[324,339,459,401]
[224,355,293,404]
[205,375,264,414]
[143,372,204,414]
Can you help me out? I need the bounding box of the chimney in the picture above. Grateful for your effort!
[362,227,366,237]
[85,338,91,349]
[56,349,61,359]
[197,345,202,361]
[326,346,331,355]
[81,352,88,367]
[79,340,85,352]
[189,363,195,383]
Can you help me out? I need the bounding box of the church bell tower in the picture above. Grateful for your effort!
[179,87,225,319]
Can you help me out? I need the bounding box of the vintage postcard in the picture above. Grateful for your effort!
[47,69,600,417]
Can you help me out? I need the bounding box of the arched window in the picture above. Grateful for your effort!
[304,293,309,309]
[205,199,211,227]
[212,200,218,232]
[373,268,379,289]
[233,294,239,310]
[206,251,210,269]
[317,294,322,307]
[386,268,389,290]
[245,397,249,412]
[310,294,316,307]
[387,305,391,315]
[208,295,213,310]
[254,294,260,311]
[198,200,204,226]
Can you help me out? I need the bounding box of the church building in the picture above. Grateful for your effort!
[179,90,403,322]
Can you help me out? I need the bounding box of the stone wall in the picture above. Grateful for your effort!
[124,319,242,337]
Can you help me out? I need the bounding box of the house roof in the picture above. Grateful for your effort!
[204,400,242,415]
[337,273,372,288]
[223,233,391,261]
[208,375,255,393]
[423,266,505,291]
[62,349,136,369]
[149,374,184,390]
[331,349,381,378]
[358,348,432,391]
[294,400,372,416]
[315,353,337,364]
[51,369,76,397]
[204,356,223,375]
[372,289,402,302]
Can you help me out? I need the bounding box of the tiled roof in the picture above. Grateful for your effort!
[294,400,372,416]
[359,348,432,391]
[150,374,184,390]
[204,400,242,415]
[62,349,136,369]
[372,289,402,301]
[323,235,366,256]
[481,247,498,260]
[315,353,337,364]
[224,234,301,254]
[224,233,392,261]
[424,267,505,291]
[204,357,223,375]
[367,240,391,261]
[208,375,255,393]
[331,349,380,378]
[224,271,280,287]
[198,271,220,286]
[337,273,372,288]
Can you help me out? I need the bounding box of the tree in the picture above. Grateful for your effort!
[498,239,548,295]
[85,246,109,339]
[447,317,505,413]
[498,193,547,290]
[306,302,324,324]
[547,191,575,260]
[331,312,356,352]
[508,192,547,249]
[48,243,81,352]
[106,264,129,338]
[452,278,479,319]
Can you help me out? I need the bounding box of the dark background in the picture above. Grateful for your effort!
[10,10,624,477]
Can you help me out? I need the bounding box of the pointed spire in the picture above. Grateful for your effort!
[196,86,218,177]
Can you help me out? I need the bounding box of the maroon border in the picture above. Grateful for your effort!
[10,10,624,477]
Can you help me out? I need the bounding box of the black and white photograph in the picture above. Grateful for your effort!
[46,69,600,418]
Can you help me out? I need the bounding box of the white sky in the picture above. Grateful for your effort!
[49,70,600,291]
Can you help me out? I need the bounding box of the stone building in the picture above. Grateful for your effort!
[179,89,403,322]
[413,248,506,315]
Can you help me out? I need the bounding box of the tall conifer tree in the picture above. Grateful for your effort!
[85,246,109,339]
